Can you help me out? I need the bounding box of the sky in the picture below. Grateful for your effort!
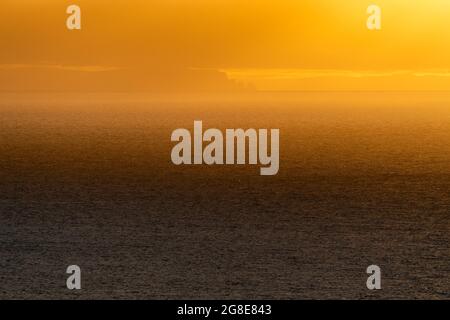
[2,0,450,92]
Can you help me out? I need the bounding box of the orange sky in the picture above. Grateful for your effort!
[2,0,450,92]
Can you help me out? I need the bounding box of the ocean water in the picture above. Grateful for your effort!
[0,92,449,299]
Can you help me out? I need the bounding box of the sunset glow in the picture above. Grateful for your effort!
[2,0,450,92]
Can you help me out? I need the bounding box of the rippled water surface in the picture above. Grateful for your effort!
[0,92,449,299]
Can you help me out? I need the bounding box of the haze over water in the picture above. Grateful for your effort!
[1,92,449,299]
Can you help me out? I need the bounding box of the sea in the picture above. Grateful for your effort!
[0,91,449,299]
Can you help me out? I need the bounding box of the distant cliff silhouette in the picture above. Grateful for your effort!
[0,65,248,93]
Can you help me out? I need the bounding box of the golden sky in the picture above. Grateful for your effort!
[2,0,450,91]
